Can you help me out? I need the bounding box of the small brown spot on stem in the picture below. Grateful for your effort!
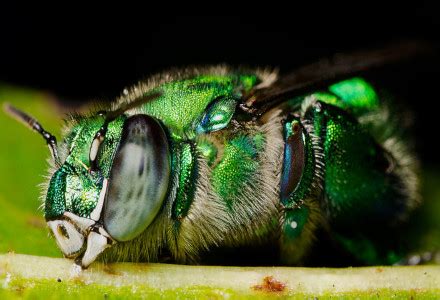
[71,277,86,285]
[103,265,122,276]
[12,283,26,296]
[253,276,286,292]
[376,267,384,273]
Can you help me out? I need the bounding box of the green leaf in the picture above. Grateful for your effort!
[0,84,62,257]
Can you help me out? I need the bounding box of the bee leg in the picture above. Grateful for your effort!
[280,205,321,265]
[76,226,115,269]
[279,113,324,265]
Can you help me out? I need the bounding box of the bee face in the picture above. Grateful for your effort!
[44,113,171,266]
[44,116,122,221]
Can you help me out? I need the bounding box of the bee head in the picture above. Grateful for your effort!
[4,92,169,265]
[45,111,171,259]
[44,114,126,258]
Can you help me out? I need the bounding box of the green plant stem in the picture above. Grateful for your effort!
[1,253,440,299]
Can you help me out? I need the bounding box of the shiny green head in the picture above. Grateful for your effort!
[45,115,126,219]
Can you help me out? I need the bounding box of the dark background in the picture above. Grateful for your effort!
[1,5,439,166]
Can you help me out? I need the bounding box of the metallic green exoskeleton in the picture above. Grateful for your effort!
[5,44,423,268]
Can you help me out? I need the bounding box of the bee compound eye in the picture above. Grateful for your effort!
[103,115,171,242]
[48,220,85,258]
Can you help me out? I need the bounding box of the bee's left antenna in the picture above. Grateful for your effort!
[3,103,61,166]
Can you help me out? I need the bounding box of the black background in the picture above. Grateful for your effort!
[1,4,439,166]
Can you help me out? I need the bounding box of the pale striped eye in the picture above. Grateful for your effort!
[103,115,171,242]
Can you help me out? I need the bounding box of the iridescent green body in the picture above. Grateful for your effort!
[43,67,419,266]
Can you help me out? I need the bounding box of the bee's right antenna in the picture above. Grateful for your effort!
[3,103,61,166]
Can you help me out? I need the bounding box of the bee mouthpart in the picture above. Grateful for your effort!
[76,226,115,269]
[48,179,111,266]
[47,219,86,259]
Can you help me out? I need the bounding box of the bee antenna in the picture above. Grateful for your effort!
[3,103,61,166]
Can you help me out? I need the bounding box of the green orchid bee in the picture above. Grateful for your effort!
[5,42,426,269]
